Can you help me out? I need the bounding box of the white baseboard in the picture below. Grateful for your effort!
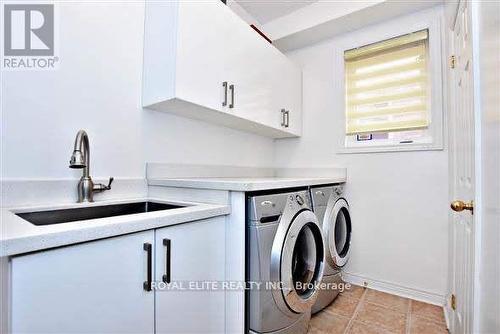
[444,303,452,330]
[342,272,446,306]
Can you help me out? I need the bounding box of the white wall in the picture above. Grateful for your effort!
[274,7,449,302]
[1,2,275,180]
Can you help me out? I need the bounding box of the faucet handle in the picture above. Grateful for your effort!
[105,177,114,190]
[93,177,114,192]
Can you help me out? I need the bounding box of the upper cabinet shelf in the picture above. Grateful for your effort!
[142,0,302,138]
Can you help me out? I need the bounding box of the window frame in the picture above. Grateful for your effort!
[336,11,445,154]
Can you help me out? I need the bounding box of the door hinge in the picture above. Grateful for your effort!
[451,294,457,310]
[450,55,456,69]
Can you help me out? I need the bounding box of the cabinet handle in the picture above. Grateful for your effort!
[222,82,228,107]
[285,110,290,128]
[229,84,235,109]
[281,109,286,127]
[143,243,152,292]
[162,239,171,284]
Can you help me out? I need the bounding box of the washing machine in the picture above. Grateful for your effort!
[247,190,325,334]
[310,184,352,314]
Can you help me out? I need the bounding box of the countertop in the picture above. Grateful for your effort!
[148,176,346,192]
[0,198,230,257]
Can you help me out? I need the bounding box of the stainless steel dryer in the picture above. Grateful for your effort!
[310,184,352,314]
[248,190,325,334]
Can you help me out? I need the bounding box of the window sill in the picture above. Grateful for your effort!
[337,143,444,154]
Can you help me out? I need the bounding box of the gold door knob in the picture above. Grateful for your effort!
[451,200,474,213]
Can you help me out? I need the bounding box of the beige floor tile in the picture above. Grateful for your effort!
[365,289,410,313]
[324,294,360,318]
[411,300,446,324]
[348,321,396,334]
[309,311,350,334]
[307,327,326,334]
[309,288,448,334]
[354,302,407,334]
[341,284,366,300]
[409,315,448,334]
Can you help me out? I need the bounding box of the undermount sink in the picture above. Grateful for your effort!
[16,201,185,226]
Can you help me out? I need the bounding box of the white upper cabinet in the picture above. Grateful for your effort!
[142,0,302,138]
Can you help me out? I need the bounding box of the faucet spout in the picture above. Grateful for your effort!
[69,130,90,177]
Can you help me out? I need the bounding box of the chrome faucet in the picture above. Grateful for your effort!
[69,130,113,202]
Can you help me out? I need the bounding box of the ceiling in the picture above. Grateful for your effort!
[235,0,318,24]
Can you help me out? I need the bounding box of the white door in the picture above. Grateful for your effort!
[154,217,226,334]
[470,1,500,332]
[449,2,475,333]
[11,231,155,333]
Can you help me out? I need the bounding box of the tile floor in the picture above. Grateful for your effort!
[308,285,448,334]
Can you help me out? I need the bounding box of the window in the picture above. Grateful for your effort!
[342,27,443,153]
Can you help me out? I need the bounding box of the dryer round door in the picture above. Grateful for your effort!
[270,210,325,315]
[324,198,352,269]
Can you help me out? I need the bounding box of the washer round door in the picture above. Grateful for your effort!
[271,210,325,315]
[324,198,352,269]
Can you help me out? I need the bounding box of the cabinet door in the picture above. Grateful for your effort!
[155,217,225,334]
[285,63,303,136]
[175,1,228,112]
[224,22,277,125]
[272,58,303,136]
[11,231,155,334]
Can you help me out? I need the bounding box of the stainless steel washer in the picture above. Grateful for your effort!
[248,190,325,334]
[310,184,352,314]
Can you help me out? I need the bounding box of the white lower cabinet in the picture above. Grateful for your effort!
[10,217,226,334]
[155,218,225,334]
[11,230,155,333]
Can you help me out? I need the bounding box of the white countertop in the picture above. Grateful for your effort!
[148,176,346,192]
[0,198,229,257]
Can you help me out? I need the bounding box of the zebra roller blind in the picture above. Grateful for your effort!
[345,29,430,135]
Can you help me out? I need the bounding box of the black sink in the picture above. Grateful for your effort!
[17,201,185,226]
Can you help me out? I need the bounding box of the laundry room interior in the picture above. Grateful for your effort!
[0,1,498,334]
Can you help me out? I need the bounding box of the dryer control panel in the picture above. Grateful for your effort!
[311,183,345,208]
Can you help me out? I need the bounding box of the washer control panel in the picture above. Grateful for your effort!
[288,194,306,210]
[249,190,312,223]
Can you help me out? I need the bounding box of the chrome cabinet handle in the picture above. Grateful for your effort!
[229,84,235,108]
[222,82,228,107]
[285,110,290,128]
[162,239,171,284]
[281,109,286,127]
[143,243,152,291]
